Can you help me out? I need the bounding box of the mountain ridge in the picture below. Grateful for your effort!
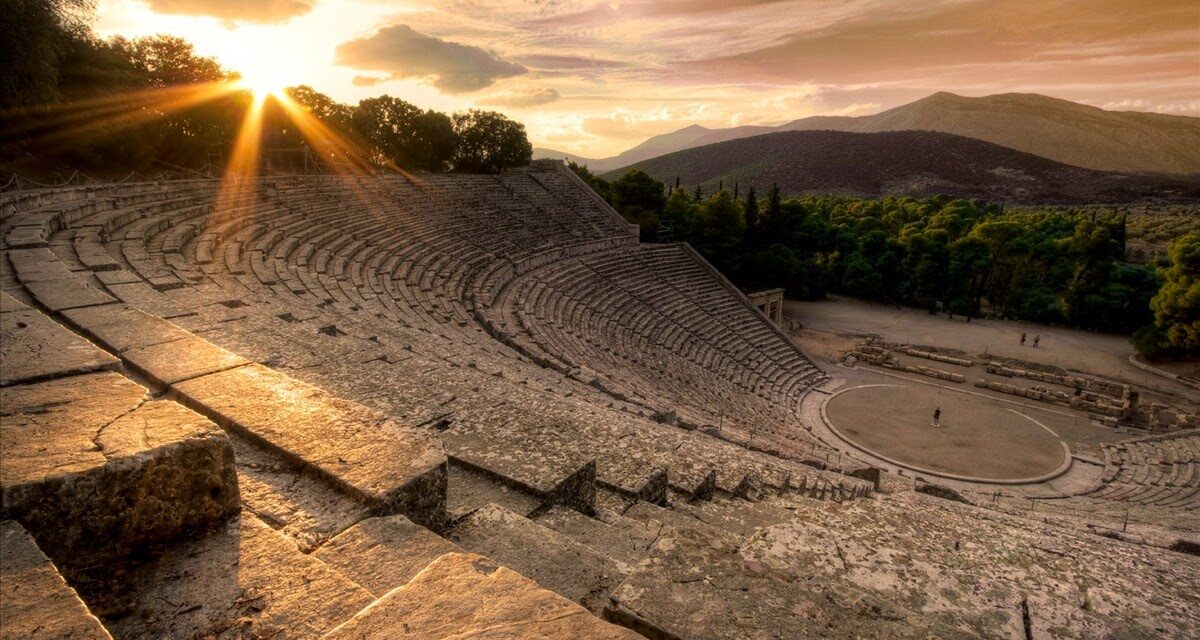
[601,129,1200,204]
[535,92,1200,175]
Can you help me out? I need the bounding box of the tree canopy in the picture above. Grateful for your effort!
[569,163,1181,348]
[1,3,532,177]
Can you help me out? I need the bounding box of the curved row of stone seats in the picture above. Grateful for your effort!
[2,233,638,639]
[1089,430,1200,508]
[481,241,828,458]
[9,171,870,513]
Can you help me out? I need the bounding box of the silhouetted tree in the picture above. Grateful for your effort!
[451,109,531,173]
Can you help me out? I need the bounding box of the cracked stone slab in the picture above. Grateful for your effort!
[62,303,194,353]
[121,334,250,389]
[0,308,119,386]
[0,372,239,568]
[313,514,462,597]
[322,552,643,640]
[0,520,111,640]
[100,514,374,640]
[23,277,117,311]
[171,363,448,528]
[447,503,625,613]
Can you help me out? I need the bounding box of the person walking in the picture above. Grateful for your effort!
[1033,335,1040,348]
[933,406,941,427]
[1020,332,1026,346]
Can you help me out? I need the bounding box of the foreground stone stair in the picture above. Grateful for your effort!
[322,552,642,639]
[1,368,239,569]
[0,520,111,640]
[448,503,627,614]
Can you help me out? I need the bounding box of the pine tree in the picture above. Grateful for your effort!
[694,184,703,201]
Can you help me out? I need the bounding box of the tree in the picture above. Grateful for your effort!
[743,186,759,246]
[1149,232,1200,354]
[610,169,666,239]
[353,96,456,171]
[567,160,611,201]
[0,0,94,108]
[110,35,228,87]
[692,190,745,270]
[451,109,531,173]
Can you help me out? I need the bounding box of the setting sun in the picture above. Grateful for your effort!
[237,69,287,99]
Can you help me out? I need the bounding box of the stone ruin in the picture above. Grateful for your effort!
[1,162,1197,639]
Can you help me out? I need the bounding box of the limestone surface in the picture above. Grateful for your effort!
[171,363,447,527]
[322,552,643,640]
[313,514,462,596]
[448,503,625,613]
[102,514,374,639]
[0,520,111,640]
[0,307,118,386]
[1,372,239,567]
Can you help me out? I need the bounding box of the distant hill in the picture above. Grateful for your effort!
[538,92,1200,175]
[605,130,1200,205]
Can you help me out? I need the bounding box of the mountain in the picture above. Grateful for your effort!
[605,130,1200,205]
[535,124,723,173]
[540,92,1200,175]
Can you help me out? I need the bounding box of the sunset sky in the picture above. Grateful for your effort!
[95,0,1200,157]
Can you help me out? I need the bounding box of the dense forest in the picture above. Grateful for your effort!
[574,163,1198,358]
[0,1,531,177]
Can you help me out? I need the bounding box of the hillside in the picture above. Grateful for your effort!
[606,130,1200,204]
[538,92,1200,174]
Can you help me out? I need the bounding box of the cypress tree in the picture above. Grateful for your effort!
[744,186,758,246]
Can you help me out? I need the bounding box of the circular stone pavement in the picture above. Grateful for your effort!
[824,384,1069,482]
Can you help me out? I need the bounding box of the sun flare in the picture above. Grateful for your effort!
[237,66,289,100]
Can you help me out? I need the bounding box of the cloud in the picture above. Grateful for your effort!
[144,0,313,24]
[335,24,525,93]
[480,87,562,108]
[352,74,388,87]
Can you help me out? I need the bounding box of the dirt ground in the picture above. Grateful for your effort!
[826,383,1066,480]
[785,295,1198,405]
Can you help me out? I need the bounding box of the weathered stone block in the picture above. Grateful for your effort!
[448,503,624,612]
[103,514,373,640]
[23,277,117,311]
[1,372,239,567]
[0,308,119,386]
[322,552,642,640]
[62,303,193,352]
[171,363,447,527]
[313,514,462,596]
[0,520,111,640]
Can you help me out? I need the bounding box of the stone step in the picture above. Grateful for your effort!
[0,371,239,569]
[0,520,112,640]
[443,421,597,514]
[0,301,119,386]
[169,363,448,529]
[533,505,658,570]
[89,513,375,639]
[229,431,371,552]
[321,552,642,639]
[447,461,544,520]
[60,302,250,391]
[671,492,800,540]
[447,503,626,614]
[312,514,462,597]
